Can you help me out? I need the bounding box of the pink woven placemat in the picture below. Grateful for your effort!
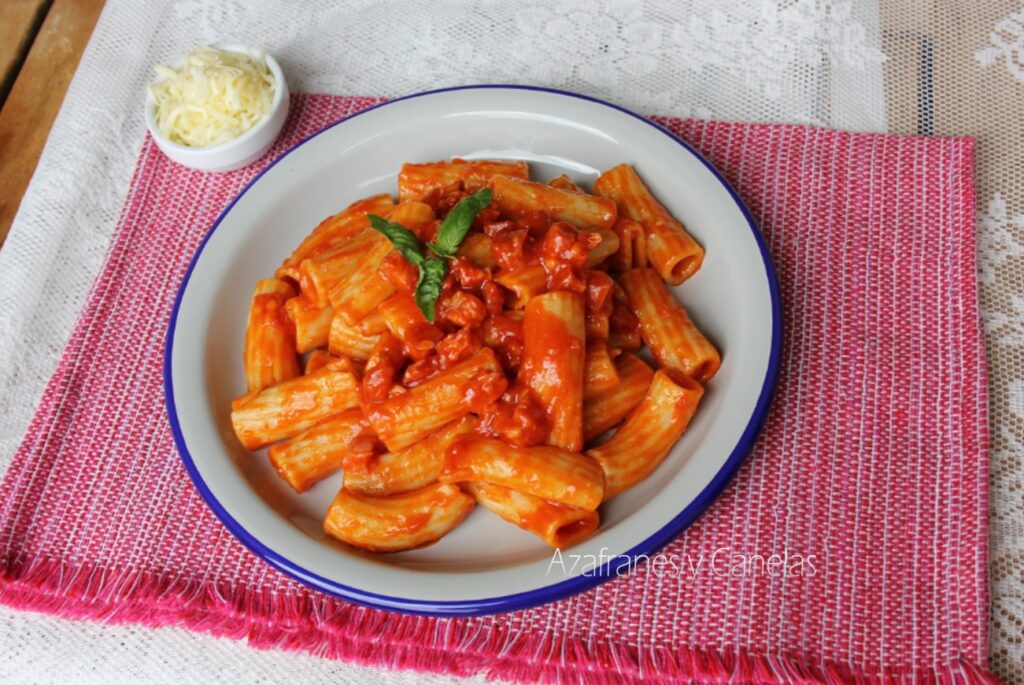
[0,93,995,683]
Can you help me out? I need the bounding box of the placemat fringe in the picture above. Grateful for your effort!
[0,556,1000,684]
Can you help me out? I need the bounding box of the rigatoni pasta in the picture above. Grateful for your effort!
[588,370,704,499]
[441,435,604,510]
[328,232,396,322]
[343,416,477,496]
[328,311,381,360]
[303,349,345,374]
[297,228,381,308]
[610,218,647,273]
[230,363,359,450]
[583,338,620,397]
[495,265,548,310]
[491,174,617,230]
[376,291,442,359]
[366,348,506,452]
[518,291,586,452]
[230,157,719,552]
[276,193,394,282]
[583,352,654,441]
[620,267,721,383]
[285,294,333,354]
[330,202,436,323]
[585,229,621,267]
[323,483,475,552]
[594,163,703,284]
[398,159,529,202]
[243,278,300,392]
[268,408,377,493]
[464,481,600,549]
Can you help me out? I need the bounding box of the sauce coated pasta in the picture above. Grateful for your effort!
[231,159,720,551]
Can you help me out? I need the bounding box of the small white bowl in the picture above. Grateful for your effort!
[144,44,289,173]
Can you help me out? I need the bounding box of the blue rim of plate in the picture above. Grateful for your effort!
[164,84,783,617]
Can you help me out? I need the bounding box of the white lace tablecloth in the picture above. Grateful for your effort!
[1,1,1020,682]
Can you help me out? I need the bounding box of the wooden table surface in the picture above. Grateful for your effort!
[0,0,106,250]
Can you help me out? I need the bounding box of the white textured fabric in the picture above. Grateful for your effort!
[1,0,1019,682]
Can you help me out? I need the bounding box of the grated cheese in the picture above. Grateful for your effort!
[148,47,276,148]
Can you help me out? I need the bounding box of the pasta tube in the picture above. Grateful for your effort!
[583,353,654,441]
[327,235,396,323]
[243,278,300,392]
[230,365,360,450]
[328,202,435,323]
[610,218,648,272]
[328,311,381,360]
[588,370,703,499]
[490,174,617,230]
[356,306,388,335]
[518,291,586,451]
[267,408,378,492]
[620,268,721,383]
[583,339,620,397]
[323,483,475,552]
[594,163,703,284]
[366,347,506,452]
[284,293,333,354]
[584,229,621,267]
[343,416,477,496]
[377,291,443,358]
[297,228,381,307]
[398,159,529,202]
[276,194,394,282]
[464,481,599,549]
[442,436,604,510]
[607,328,641,351]
[388,200,436,225]
[304,349,350,374]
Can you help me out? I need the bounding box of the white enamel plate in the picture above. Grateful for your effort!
[165,86,782,616]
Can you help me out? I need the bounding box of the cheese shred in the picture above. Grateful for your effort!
[149,47,276,148]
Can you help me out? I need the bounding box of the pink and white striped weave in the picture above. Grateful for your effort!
[0,94,995,683]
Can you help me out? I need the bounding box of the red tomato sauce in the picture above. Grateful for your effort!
[361,196,605,427]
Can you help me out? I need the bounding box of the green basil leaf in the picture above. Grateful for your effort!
[368,214,426,266]
[415,257,449,324]
[429,188,493,258]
